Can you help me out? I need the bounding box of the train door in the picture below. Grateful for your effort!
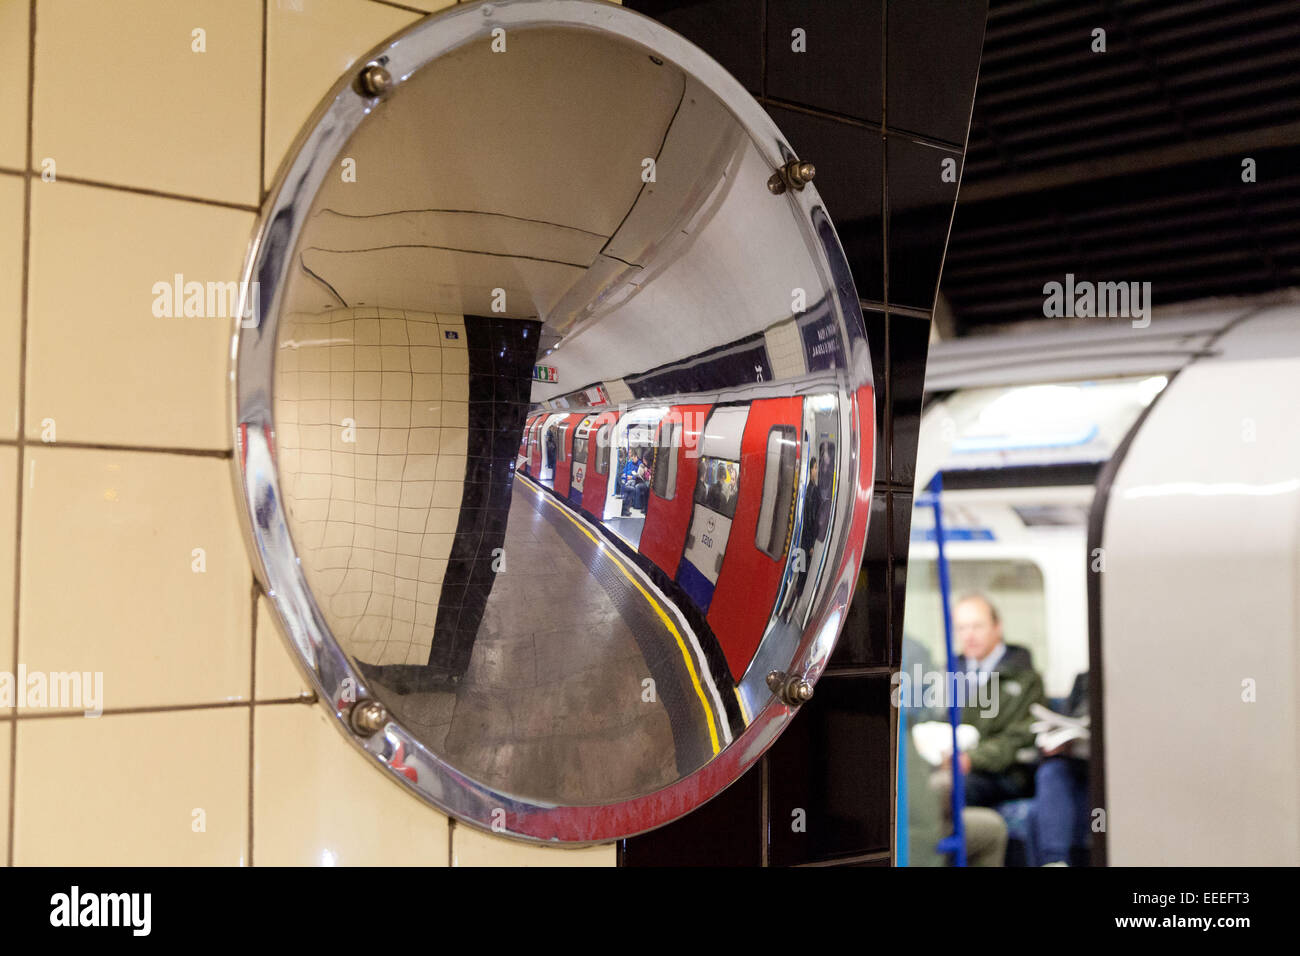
[602,411,660,519]
[705,397,803,679]
[552,413,584,498]
[640,403,709,577]
[568,415,596,505]
[579,410,619,520]
[529,416,546,475]
[538,412,566,483]
[599,407,665,548]
[518,414,539,474]
[676,405,750,613]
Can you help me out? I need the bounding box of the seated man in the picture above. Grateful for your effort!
[953,592,1045,807]
[619,455,640,514]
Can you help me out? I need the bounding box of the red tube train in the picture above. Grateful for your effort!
[517,396,814,681]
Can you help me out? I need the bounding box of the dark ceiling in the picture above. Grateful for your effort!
[943,0,1300,334]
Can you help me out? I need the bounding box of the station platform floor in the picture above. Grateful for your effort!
[379,475,725,806]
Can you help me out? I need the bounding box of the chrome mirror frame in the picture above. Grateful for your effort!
[230,0,875,843]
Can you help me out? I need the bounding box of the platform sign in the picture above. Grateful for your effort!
[797,306,844,372]
[533,365,558,383]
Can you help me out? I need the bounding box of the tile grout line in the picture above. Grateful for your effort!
[250,0,269,864]
[0,696,312,722]
[247,577,259,867]
[369,0,439,16]
[34,173,260,213]
[0,439,232,458]
[757,96,965,155]
[259,0,268,206]
[7,0,36,868]
[878,0,896,683]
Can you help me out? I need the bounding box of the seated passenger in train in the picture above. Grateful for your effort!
[952,593,1046,807]
[902,635,1009,867]
[1033,672,1091,866]
[620,455,650,514]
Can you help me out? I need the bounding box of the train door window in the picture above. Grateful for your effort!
[595,424,611,474]
[903,556,1050,687]
[652,422,681,499]
[573,433,589,464]
[693,456,740,519]
[755,426,798,558]
[558,424,570,461]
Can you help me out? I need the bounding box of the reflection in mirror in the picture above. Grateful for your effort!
[237,0,873,840]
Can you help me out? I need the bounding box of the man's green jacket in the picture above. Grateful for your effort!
[960,643,1045,780]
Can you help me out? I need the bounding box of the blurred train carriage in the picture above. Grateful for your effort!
[905,297,1300,866]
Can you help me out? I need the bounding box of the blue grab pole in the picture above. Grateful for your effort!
[924,472,967,866]
[896,706,909,867]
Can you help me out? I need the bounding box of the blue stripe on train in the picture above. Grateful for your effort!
[676,558,716,614]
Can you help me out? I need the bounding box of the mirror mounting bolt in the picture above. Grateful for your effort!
[356,63,393,98]
[767,670,815,706]
[349,699,390,735]
[767,160,816,195]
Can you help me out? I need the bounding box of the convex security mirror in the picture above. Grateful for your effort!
[233,0,874,842]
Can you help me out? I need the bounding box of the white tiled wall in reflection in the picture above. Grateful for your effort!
[277,308,468,666]
[1,0,617,868]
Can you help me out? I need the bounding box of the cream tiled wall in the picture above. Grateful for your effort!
[1,0,617,866]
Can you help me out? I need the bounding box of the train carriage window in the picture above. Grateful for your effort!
[652,421,681,499]
[558,423,570,461]
[573,434,588,464]
[756,426,798,558]
[694,456,741,519]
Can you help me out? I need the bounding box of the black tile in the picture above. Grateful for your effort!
[887,136,960,311]
[620,758,763,866]
[831,490,890,668]
[889,313,931,488]
[766,0,883,124]
[885,0,987,144]
[623,0,763,95]
[765,105,885,302]
[860,307,887,487]
[766,673,894,864]
[888,490,914,667]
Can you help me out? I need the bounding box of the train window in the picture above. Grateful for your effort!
[903,557,1050,687]
[573,434,588,464]
[652,421,681,499]
[594,425,611,474]
[755,426,798,558]
[558,424,570,461]
[693,456,741,519]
